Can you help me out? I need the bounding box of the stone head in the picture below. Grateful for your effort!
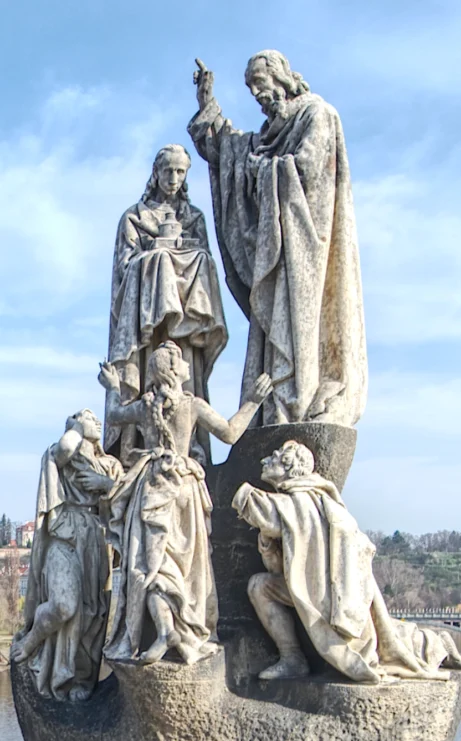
[245,50,309,118]
[67,409,102,443]
[261,440,315,487]
[151,144,191,199]
[146,341,190,391]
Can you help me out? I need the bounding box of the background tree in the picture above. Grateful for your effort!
[0,547,21,633]
[373,557,425,610]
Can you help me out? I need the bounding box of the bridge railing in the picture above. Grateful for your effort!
[390,608,461,620]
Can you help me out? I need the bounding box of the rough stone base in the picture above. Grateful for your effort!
[11,424,461,740]
[11,647,461,741]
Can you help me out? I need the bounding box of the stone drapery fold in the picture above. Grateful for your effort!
[188,94,367,426]
[233,476,453,682]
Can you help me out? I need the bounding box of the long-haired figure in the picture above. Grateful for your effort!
[106,144,227,466]
[99,342,272,665]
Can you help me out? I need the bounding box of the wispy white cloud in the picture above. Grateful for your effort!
[336,6,461,96]
[0,345,97,372]
[356,166,461,344]
[364,371,461,435]
[0,84,178,317]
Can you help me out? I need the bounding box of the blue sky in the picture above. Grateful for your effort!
[0,0,460,532]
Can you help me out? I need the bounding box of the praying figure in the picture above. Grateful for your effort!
[233,441,461,682]
[99,342,272,665]
[11,410,123,701]
[106,143,227,465]
[189,51,367,427]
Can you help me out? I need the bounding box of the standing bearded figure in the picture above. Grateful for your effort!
[188,51,367,427]
[107,144,227,465]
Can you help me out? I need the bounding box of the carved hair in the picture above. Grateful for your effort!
[71,409,105,456]
[279,440,315,478]
[141,144,192,204]
[245,50,310,98]
[144,342,184,451]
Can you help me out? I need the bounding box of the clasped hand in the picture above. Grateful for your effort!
[75,470,113,494]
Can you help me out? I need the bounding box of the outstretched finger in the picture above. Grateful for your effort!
[195,58,207,72]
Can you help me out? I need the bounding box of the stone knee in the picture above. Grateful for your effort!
[247,572,272,607]
[54,596,79,623]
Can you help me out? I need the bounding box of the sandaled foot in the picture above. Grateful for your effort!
[259,655,310,680]
[140,630,180,664]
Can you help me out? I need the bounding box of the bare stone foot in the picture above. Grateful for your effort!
[11,639,30,664]
[258,654,310,680]
[69,686,92,702]
[140,630,180,664]
[200,642,219,659]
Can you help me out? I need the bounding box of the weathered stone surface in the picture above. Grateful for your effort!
[232,439,461,683]
[207,422,356,635]
[189,51,367,428]
[11,410,124,702]
[106,143,228,465]
[11,659,127,741]
[13,423,460,740]
[12,649,461,740]
[99,353,272,666]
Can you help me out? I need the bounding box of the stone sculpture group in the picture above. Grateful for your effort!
[10,49,461,741]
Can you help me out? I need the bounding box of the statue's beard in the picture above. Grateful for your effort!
[257,87,289,121]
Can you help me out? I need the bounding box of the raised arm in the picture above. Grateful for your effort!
[98,362,143,426]
[194,373,272,445]
[53,419,84,468]
[188,59,229,165]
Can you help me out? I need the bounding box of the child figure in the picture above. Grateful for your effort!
[99,341,272,664]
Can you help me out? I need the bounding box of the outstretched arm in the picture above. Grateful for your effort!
[194,373,272,445]
[98,362,143,425]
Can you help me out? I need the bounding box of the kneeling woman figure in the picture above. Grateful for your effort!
[99,341,272,664]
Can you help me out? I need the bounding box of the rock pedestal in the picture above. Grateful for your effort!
[11,424,461,741]
[12,648,461,740]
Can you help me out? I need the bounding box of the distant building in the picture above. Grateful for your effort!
[19,565,29,597]
[16,521,35,548]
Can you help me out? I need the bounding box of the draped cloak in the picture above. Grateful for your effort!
[232,477,454,682]
[23,445,123,699]
[106,198,228,461]
[188,94,367,426]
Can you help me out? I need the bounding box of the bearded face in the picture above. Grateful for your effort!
[245,58,289,119]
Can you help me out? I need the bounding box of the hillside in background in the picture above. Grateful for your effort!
[367,530,461,610]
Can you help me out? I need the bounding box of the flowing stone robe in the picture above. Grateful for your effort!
[232,476,456,682]
[23,446,123,700]
[106,198,228,462]
[188,94,367,426]
[104,395,218,664]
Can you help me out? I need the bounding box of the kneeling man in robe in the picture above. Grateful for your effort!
[233,441,461,683]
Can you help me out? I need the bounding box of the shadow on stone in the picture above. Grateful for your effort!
[11,659,125,741]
